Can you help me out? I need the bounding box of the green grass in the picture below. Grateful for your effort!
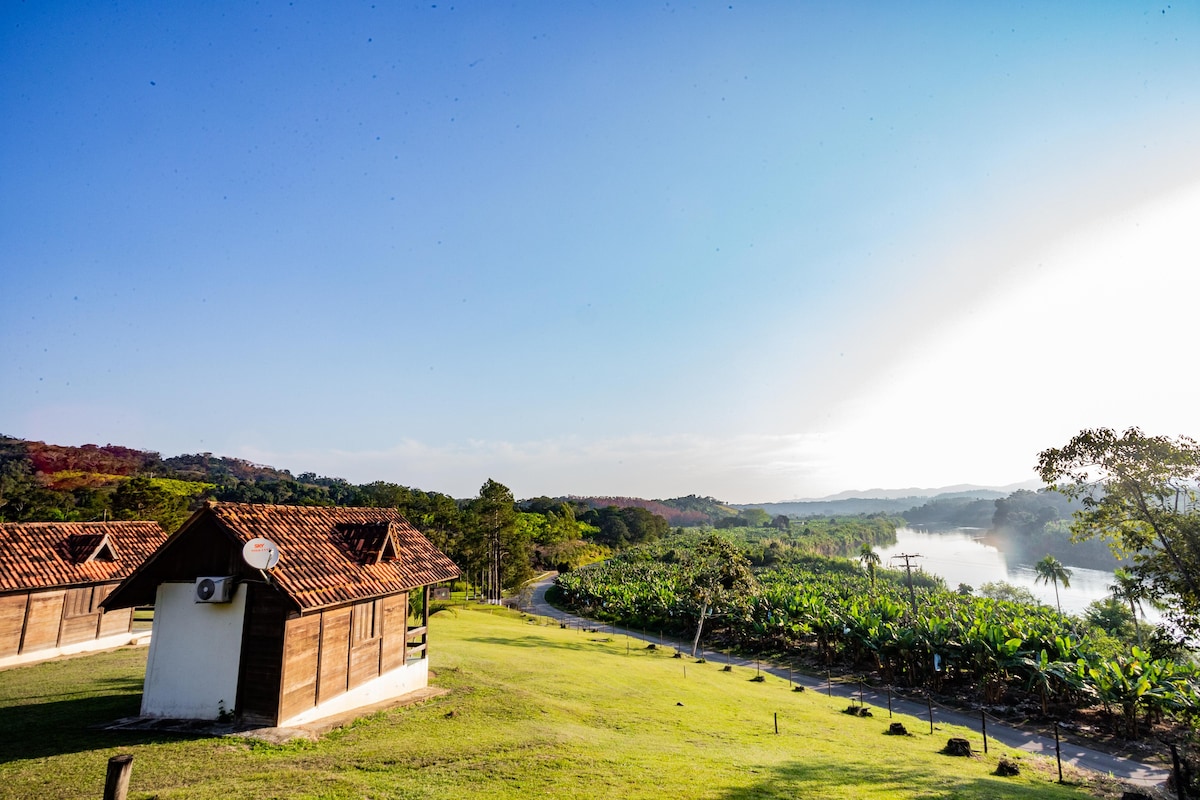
[0,606,1109,799]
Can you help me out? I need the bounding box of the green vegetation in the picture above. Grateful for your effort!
[1039,426,1200,640]
[0,608,1101,799]
[557,533,1200,741]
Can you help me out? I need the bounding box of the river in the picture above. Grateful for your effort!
[875,527,1154,620]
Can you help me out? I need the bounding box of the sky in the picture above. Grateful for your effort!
[3,2,1199,504]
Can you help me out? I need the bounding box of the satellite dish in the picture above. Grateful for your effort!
[242,538,281,570]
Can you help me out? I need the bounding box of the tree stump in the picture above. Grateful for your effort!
[887,722,908,735]
[1120,793,1152,800]
[943,738,972,756]
[994,758,1020,777]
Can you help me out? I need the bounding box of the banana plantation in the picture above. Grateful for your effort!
[554,533,1200,740]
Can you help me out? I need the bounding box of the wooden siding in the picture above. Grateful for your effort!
[0,594,28,656]
[97,606,134,638]
[59,609,101,645]
[103,516,257,610]
[279,615,321,723]
[317,607,351,703]
[22,590,65,652]
[380,592,407,673]
[348,598,383,690]
[2,583,133,661]
[95,586,133,638]
[235,584,288,724]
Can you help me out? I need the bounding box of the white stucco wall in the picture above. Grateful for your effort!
[278,658,429,727]
[141,581,246,720]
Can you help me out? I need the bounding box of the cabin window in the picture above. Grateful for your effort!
[352,599,379,644]
[64,587,96,618]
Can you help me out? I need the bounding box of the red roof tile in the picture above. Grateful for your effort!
[0,521,168,593]
[207,503,459,611]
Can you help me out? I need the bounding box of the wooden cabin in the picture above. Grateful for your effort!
[0,521,168,669]
[102,502,460,728]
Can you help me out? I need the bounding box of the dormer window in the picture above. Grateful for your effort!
[66,533,119,564]
[335,522,400,565]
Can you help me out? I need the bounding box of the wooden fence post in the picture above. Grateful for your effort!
[104,754,133,800]
[1054,722,1063,783]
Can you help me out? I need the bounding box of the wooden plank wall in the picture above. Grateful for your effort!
[380,593,407,673]
[274,590,410,722]
[1,584,133,659]
[60,587,100,646]
[317,607,351,703]
[0,594,28,656]
[96,584,134,638]
[22,590,65,652]
[279,615,321,722]
[236,585,288,724]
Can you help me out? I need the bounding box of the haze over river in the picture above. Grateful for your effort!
[876,527,1152,620]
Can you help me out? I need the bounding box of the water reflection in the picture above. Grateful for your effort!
[875,527,1147,619]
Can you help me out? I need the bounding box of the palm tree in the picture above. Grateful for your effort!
[859,544,881,590]
[1109,567,1151,646]
[1034,555,1072,616]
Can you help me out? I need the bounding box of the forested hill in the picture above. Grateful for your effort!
[0,435,368,530]
[2,435,1107,568]
[737,490,1010,518]
[568,495,737,527]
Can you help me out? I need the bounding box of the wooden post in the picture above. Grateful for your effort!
[887,686,892,718]
[1170,743,1188,800]
[774,712,778,734]
[927,697,934,734]
[1054,722,1063,783]
[981,710,988,754]
[826,670,832,697]
[104,754,133,800]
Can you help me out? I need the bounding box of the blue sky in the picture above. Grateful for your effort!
[3,2,1199,503]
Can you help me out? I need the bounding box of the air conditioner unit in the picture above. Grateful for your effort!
[195,576,236,603]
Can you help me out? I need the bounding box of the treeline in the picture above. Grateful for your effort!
[0,437,611,591]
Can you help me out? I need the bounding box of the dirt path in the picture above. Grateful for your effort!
[522,575,1171,790]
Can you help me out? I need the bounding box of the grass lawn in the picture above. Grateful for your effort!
[0,605,1111,799]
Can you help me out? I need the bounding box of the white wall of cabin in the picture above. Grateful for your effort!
[278,658,428,727]
[141,581,246,720]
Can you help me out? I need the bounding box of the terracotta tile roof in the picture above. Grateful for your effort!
[208,503,460,611]
[0,521,168,593]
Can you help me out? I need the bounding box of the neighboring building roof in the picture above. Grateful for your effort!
[0,521,169,593]
[106,503,461,612]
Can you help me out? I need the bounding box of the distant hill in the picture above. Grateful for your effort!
[729,481,1043,518]
[3,434,1045,530]
[567,495,736,527]
[803,481,1041,502]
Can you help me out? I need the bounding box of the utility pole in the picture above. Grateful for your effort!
[892,553,922,618]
